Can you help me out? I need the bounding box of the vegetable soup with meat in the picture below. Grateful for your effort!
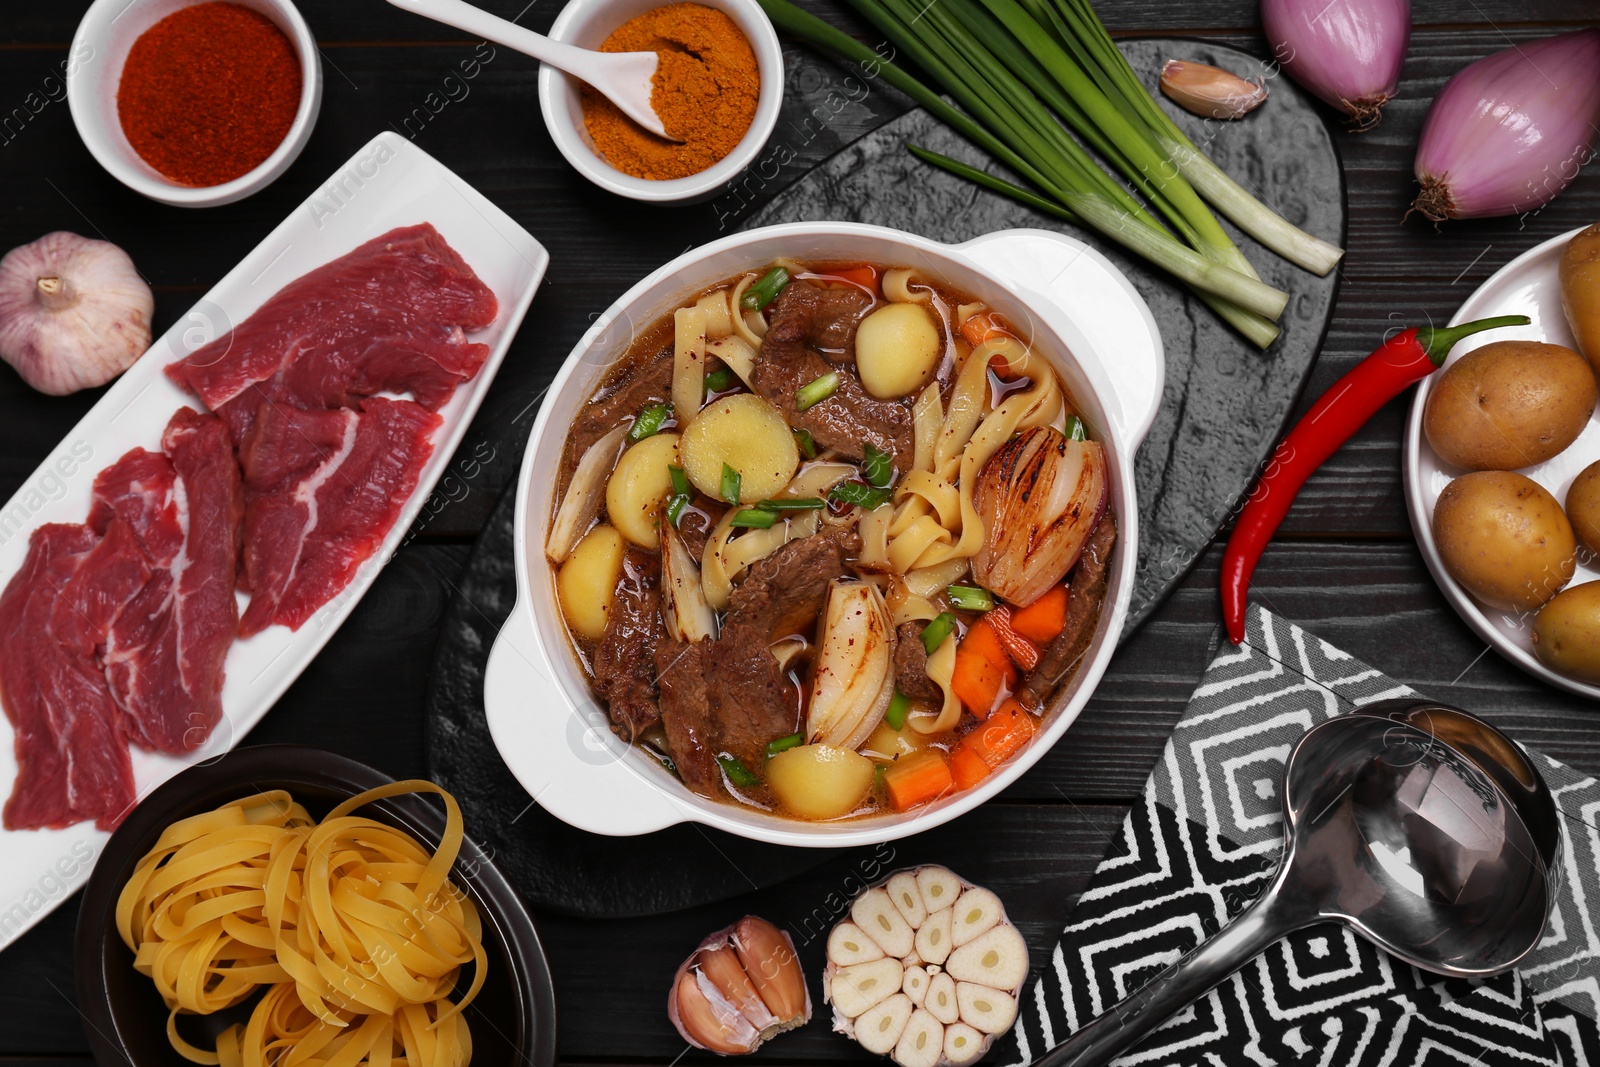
[546,261,1115,821]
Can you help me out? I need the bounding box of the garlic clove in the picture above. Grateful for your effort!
[828,921,887,966]
[698,944,780,1032]
[1159,59,1268,120]
[943,1022,987,1066]
[902,964,930,1007]
[915,866,963,913]
[925,972,959,1025]
[856,993,915,1055]
[955,983,1018,1035]
[731,916,810,1029]
[892,1008,945,1067]
[0,232,153,396]
[672,969,762,1054]
[945,925,1030,990]
[669,915,811,1054]
[853,887,916,958]
[829,957,905,1018]
[886,871,928,928]
[949,887,1003,948]
[914,907,954,966]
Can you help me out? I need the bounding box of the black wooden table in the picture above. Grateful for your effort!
[2,1,1599,1063]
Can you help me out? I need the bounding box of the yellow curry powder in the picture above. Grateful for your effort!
[581,3,759,180]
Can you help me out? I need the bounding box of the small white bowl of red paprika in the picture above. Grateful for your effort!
[68,0,322,208]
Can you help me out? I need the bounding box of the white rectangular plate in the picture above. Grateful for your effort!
[0,131,548,952]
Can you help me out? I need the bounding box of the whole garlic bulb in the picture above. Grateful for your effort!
[826,866,1030,1067]
[0,232,153,395]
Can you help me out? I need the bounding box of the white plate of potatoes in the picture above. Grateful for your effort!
[1405,224,1600,699]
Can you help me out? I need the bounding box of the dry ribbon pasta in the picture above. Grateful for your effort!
[116,781,485,1067]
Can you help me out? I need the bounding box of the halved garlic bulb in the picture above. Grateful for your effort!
[826,866,1030,1067]
[668,916,811,1055]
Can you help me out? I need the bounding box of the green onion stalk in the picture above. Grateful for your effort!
[1033,0,1343,275]
[754,0,1288,347]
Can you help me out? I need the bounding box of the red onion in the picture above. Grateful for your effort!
[1413,30,1600,222]
[1260,0,1410,129]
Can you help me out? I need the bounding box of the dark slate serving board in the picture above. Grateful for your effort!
[423,38,1343,917]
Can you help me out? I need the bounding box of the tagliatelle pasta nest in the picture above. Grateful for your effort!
[115,781,485,1067]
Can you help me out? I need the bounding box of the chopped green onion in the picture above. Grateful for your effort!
[885,690,911,731]
[830,482,893,510]
[721,463,742,504]
[740,266,791,311]
[729,508,779,529]
[718,754,761,788]
[795,372,841,412]
[666,465,692,527]
[863,443,894,488]
[1065,415,1086,441]
[627,402,670,442]
[705,367,736,394]
[947,584,996,611]
[793,428,818,459]
[758,497,826,511]
[765,732,805,757]
[921,612,958,655]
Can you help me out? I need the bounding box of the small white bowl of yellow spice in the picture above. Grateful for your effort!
[539,0,783,203]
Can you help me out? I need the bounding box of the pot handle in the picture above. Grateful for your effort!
[955,229,1164,447]
[483,604,689,836]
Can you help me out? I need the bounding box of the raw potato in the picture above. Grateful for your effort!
[605,433,680,548]
[826,866,1029,1067]
[1567,461,1600,554]
[1561,222,1600,368]
[680,393,799,502]
[765,744,876,821]
[1533,582,1600,682]
[557,525,625,641]
[857,303,941,399]
[1423,340,1597,470]
[1433,471,1576,612]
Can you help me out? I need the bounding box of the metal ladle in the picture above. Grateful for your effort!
[1035,699,1560,1067]
[387,0,679,140]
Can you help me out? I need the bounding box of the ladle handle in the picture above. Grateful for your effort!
[1031,877,1310,1067]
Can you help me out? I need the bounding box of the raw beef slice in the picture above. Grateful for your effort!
[237,397,441,636]
[103,409,243,753]
[0,524,136,830]
[165,223,497,434]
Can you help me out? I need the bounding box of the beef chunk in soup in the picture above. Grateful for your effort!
[1019,514,1116,707]
[566,343,673,471]
[591,546,666,742]
[766,281,873,360]
[656,526,859,795]
[892,621,943,703]
[753,283,913,464]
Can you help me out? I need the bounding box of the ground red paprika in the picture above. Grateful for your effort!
[117,2,302,188]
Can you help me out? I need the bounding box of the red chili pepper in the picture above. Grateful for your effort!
[1219,313,1530,645]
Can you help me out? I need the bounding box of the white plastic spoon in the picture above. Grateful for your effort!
[386,0,677,140]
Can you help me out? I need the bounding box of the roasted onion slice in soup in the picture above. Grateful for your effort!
[972,426,1108,606]
[807,579,895,751]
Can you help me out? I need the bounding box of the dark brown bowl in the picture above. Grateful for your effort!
[74,745,557,1067]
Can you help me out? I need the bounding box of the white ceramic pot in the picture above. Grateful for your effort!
[485,222,1163,847]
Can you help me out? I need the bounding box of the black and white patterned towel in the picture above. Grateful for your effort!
[998,605,1600,1067]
